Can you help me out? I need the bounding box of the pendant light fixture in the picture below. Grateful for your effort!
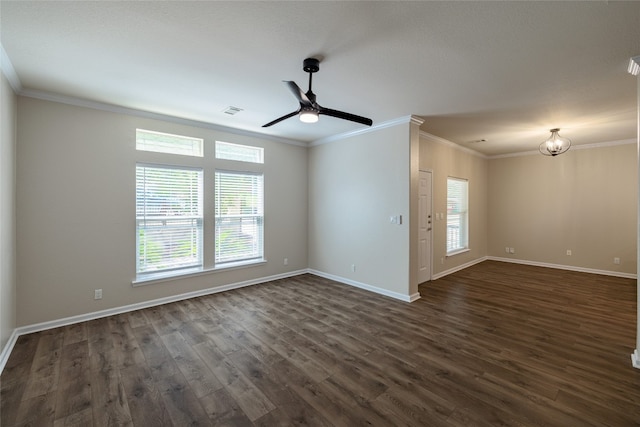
[539,128,571,156]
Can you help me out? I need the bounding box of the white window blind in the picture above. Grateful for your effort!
[215,141,264,164]
[215,171,264,264]
[447,177,468,253]
[136,129,203,157]
[136,165,203,275]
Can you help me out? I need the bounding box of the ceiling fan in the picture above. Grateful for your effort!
[262,57,373,128]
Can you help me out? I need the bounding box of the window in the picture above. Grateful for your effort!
[447,177,468,254]
[136,129,203,157]
[136,165,203,276]
[135,132,265,282]
[215,141,264,163]
[215,171,264,264]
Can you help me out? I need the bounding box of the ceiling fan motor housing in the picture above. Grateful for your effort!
[303,58,320,73]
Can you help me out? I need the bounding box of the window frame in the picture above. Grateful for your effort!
[136,129,204,157]
[214,169,265,266]
[446,177,469,255]
[133,133,267,285]
[135,163,204,279]
[215,140,264,164]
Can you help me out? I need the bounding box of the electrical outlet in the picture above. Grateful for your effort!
[94,289,102,300]
[614,257,620,265]
[566,250,572,256]
[505,247,510,254]
[284,258,288,266]
[509,248,515,254]
[351,264,356,272]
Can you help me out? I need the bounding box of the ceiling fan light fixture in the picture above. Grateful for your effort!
[262,57,372,128]
[299,108,319,123]
[539,128,571,156]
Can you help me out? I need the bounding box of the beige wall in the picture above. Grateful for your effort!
[420,132,636,277]
[16,97,308,326]
[1,73,17,348]
[308,122,415,299]
[489,144,637,275]
[419,134,489,276]
[10,94,638,329]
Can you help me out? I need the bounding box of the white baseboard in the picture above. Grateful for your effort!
[0,269,307,375]
[308,269,420,303]
[431,256,489,280]
[632,349,640,369]
[487,256,637,279]
[2,262,635,373]
[0,329,19,375]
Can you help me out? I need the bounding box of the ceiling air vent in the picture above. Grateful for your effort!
[222,106,243,115]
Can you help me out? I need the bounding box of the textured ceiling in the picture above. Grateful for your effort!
[1,1,639,155]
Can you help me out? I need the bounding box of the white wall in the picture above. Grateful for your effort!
[308,121,415,300]
[16,97,308,326]
[0,72,17,349]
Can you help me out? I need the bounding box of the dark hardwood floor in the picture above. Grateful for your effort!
[2,260,640,426]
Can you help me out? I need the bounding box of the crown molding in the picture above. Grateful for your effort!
[0,44,22,92]
[419,131,635,159]
[628,55,640,76]
[419,131,487,159]
[488,138,637,159]
[410,115,425,126]
[310,115,416,147]
[19,89,308,147]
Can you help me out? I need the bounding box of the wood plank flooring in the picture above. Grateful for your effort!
[2,260,640,426]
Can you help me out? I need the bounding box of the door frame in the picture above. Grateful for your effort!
[418,169,433,283]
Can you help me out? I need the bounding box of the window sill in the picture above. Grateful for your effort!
[446,248,470,257]
[132,258,267,287]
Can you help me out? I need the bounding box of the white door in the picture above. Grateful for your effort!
[418,170,432,284]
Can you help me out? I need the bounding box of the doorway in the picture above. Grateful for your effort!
[418,170,433,284]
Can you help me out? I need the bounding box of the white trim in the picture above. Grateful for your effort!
[310,115,415,147]
[419,130,636,160]
[628,56,640,76]
[0,43,22,92]
[0,267,419,374]
[0,329,19,375]
[132,259,268,286]
[19,89,307,147]
[571,138,637,151]
[632,349,640,369]
[308,269,419,303]
[420,131,487,159]
[487,256,637,279]
[4,269,306,361]
[431,256,488,280]
[489,138,637,159]
[447,248,470,257]
[410,115,425,126]
[430,255,637,281]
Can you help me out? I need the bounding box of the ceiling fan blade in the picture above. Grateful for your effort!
[285,81,313,107]
[262,110,300,127]
[319,107,373,126]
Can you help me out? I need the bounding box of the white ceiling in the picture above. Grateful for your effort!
[1,1,639,156]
